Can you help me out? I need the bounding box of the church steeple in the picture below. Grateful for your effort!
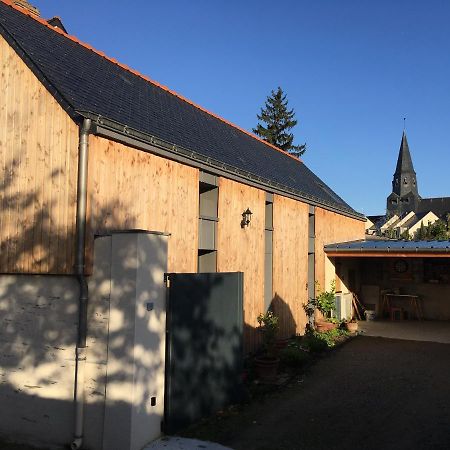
[387,132,420,216]
[392,132,418,197]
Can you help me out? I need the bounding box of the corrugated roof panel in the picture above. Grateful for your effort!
[325,239,450,253]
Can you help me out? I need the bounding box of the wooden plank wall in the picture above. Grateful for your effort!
[273,195,309,338]
[87,136,199,273]
[217,178,265,352]
[0,35,79,274]
[315,207,365,292]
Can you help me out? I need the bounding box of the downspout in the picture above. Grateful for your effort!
[71,118,92,450]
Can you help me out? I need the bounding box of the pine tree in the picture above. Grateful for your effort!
[253,87,306,158]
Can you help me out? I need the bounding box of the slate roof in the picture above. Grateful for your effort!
[418,197,450,219]
[0,0,363,219]
[325,239,450,254]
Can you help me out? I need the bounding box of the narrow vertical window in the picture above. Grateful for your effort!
[307,205,315,325]
[264,193,274,311]
[198,172,218,272]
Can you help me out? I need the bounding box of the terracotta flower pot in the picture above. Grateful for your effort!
[314,320,338,332]
[254,356,279,383]
[275,338,290,352]
[345,321,358,333]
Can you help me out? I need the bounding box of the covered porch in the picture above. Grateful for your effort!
[324,239,450,323]
[358,320,450,344]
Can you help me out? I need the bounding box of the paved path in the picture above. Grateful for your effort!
[359,320,450,344]
[184,336,450,450]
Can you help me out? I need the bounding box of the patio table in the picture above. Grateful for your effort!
[382,294,424,321]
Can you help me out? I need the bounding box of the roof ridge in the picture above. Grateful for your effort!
[0,0,303,164]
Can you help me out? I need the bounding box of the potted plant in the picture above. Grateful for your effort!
[254,310,279,382]
[314,280,338,332]
[343,317,358,333]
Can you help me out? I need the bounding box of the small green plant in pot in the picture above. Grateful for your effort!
[257,310,279,357]
[314,280,338,331]
[342,317,358,333]
[254,310,280,382]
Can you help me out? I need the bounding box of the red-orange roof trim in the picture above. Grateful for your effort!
[1,0,302,164]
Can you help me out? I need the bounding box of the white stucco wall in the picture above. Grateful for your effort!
[0,272,112,449]
[0,275,78,447]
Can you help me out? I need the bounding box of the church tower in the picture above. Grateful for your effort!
[386,132,420,217]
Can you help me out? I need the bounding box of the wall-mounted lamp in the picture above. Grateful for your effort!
[241,208,253,228]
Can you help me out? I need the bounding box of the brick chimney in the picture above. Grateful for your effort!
[12,0,40,17]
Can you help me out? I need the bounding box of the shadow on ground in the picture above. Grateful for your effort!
[182,336,450,450]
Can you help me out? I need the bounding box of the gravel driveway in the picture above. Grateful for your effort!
[184,336,450,450]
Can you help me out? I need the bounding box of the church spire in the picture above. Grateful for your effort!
[394,132,415,178]
[386,131,420,217]
[392,131,418,197]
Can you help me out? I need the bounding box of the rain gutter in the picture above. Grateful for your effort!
[71,118,92,450]
[75,111,366,222]
[324,245,450,255]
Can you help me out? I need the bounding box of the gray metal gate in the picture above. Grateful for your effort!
[164,272,244,434]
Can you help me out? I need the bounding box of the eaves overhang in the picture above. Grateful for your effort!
[325,239,450,258]
[78,111,366,222]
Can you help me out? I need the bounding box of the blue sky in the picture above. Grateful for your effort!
[32,0,450,215]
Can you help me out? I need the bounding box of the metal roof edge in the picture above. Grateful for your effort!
[324,240,450,254]
[82,111,365,221]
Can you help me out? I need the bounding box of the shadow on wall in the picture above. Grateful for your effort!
[0,160,262,448]
[242,293,298,362]
[0,159,168,449]
[0,159,301,448]
[164,272,245,435]
[1,158,80,446]
[86,232,170,450]
[271,293,298,339]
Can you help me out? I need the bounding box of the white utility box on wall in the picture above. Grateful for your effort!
[91,231,168,450]
[334,293,353,320]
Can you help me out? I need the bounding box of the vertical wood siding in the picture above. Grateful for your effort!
[315,207,365,291]
[0,35,79,273]
[87,136,199,273]
[273,195,309,338]
[217,178,265,352]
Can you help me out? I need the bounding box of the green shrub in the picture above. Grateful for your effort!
[301,333,328,353]
[315,280,336,318]
[300,329,349,352]
[280,345,310,367]
[257,310,279,357]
